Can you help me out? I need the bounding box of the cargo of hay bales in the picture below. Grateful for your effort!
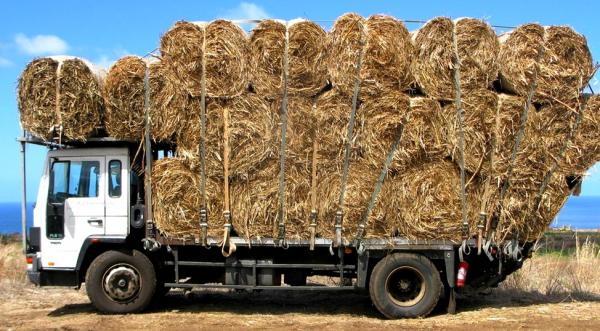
[249,19,327,99]
[412,17,499,100]
[498,24,594,104]
[327,13,414,96]
[18,56,105,140]
[160,20,249,98]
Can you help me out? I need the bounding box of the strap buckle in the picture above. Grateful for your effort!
[309,210,317,251]
[199,207,208,247]
[334,210,343,248]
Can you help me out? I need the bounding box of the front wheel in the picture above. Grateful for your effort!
[85,250,156,313]
[369,253,442,318]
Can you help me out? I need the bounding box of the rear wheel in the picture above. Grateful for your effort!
[85,250,156,313]
[369,253,442,318]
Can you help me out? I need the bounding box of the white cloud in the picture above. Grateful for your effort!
[224,2,269,21]
[14,33,68,55]
[0,57,12,67]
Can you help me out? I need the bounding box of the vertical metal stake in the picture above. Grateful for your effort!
[20,137,27,253]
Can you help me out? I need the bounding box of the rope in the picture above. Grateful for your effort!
[335,19,366,247]
[451,22,469,249]
[276,22,291,246]
[199,28,209,246]
[354,123,405,246]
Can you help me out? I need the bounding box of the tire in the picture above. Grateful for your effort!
[369,253,442,319]
[85,250,156,314]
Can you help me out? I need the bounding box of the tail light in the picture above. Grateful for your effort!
[456,261,469,288]
[26,256,33,264]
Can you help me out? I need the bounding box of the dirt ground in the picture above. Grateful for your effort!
[1,285,599,330]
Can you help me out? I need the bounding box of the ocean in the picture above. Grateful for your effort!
[0,197,598,234]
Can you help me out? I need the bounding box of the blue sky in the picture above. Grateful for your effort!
[0,0,599,202]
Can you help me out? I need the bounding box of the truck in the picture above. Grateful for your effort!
[19,134,530,319]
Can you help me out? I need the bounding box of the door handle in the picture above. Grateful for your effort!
[87,219,103,226]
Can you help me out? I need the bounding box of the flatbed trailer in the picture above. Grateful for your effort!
[19,134,531,318]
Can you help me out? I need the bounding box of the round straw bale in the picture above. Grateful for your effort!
[152,157,223,239]
[205,20,250,97]
[412,17,499,100]
[327,14,414,96]
[271,97,317,164]
[565,95,600,175]
[18,56,104,140]
[103,56,148,140]
[442,89,498,175]
[249,20,286,98]
[491,94,526,179]
[362,93,448,170]
[497,24,545,96]
[160,20,249,98]
[147,61,189,142]
[314,89,366,163]
[250,19,328,98]
[541,26,594,103]
[371,160,482,240]
[176,93,275,178]
[498,24,594,104]
[160,21,204,95]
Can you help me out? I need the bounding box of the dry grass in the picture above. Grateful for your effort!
[0,243,27,291]
[501,237,600,298]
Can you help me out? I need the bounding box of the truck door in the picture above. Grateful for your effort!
[43,157,105,269]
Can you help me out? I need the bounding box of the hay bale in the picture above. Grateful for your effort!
[442,89,498,175]
[147,61,190,142]
[176,93,275,179]
[491,94,526,179]
[103,56,152,140]
[412,17,499,100]
[371,160,482,240]
[18,56,104,140]
[160,20,249,98]
[152,157,223,239]
[160,21,204,95]
[563,95,600,176]
[498,24,594,104]
[362,93,448,170]
[249,19,327,98]
[314,89,366,162]
[326,13,414,96]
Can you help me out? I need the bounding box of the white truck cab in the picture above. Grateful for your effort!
[33,147,131,269]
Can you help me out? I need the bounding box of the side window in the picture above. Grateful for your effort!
[68,161,100,198]
[49,161,69,203]
[108,160,122,198]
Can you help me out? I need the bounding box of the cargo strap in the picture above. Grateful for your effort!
[52,61,64,144]
[199,29,209,247]
[451,22,469,260]
[308,102,319,251]
[142,63,156,240]
[487,44,544,246]
[276,23,291,247]
[335,19,366,248]
[221,64,236,256]
[354,123,405,249]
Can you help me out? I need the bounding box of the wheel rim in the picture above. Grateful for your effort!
[384,266,427,307]
[102,263,141,303]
